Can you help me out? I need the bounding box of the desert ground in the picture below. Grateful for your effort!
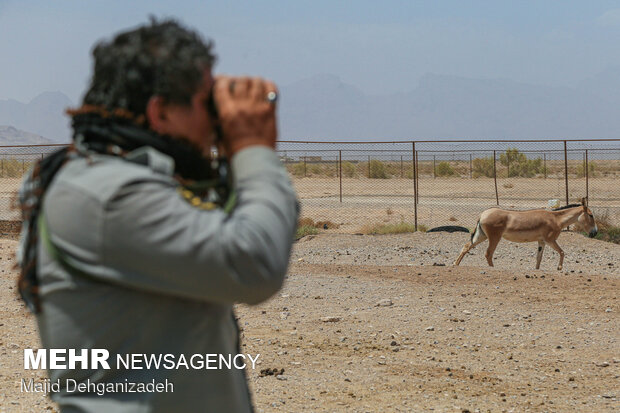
[289,176,620,231]
[0,230,618,412]
[1,175,619,225]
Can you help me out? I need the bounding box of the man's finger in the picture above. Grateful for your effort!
[231,77,251,98]
[248,78,267,101]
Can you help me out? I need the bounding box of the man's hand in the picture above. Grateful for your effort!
[213,76,278,158]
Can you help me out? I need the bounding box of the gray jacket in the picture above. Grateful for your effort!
[32,146,299,412]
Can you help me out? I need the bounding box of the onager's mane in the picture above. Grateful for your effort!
[552,204,582,211]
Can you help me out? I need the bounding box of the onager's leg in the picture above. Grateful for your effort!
[546,240,565,270]
[454,231,487,266]
[485,233,501,267]
[535,240,545,269]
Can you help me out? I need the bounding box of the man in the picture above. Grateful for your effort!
[18,19,298,412]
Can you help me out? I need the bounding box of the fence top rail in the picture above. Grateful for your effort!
[0,144,67,148]
[277,148,620,154]
[279,138,620,144]
[0,139,619,148]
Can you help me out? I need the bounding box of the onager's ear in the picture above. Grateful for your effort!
[581,197,586,207]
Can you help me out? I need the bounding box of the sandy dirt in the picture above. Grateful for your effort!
[0,231,618,412]
[1,176,619,226]
[289,177,620,231]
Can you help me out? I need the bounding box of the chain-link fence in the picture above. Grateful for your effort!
[0,141,618,234]
[0,145,66,224]
[277,139,620,233]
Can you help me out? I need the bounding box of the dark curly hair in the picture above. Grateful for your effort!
[82,18,216,120]
[18,19,222,314]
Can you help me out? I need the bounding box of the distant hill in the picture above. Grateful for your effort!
[279,72,620,140]
[3,71,620,144]
[0,92,73,142]
[0,125,53,145]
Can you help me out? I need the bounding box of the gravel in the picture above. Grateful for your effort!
[1,232,618,412]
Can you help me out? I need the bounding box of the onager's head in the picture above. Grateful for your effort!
[578,197,598,238]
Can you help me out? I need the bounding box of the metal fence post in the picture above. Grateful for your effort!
[412,142,418,231]
[493,150,499,205]
[400,155,403,178]
[543,153,547,179]
[415,150,420,221]
[564,141,569,205]
[335,155,338,178]
[433,155,436,178]
[304,156,307,177]
[469,154,472,179]
[339,150,342,203]
[585,149,589,201]
[368,155,371,178]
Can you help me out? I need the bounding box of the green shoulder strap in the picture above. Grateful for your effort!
[38,212,61,263]
[38,213,93,279]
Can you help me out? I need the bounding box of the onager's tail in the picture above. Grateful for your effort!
[471,220,486,244]
[455,219,487,266]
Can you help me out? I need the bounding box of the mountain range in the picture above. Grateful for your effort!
[0,125,52,145]
[0,92,73,143]
[2,69,620,144]
[279,71,620,140]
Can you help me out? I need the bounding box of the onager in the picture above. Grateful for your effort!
[454,198,597,270]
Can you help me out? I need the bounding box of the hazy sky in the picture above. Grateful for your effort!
[2,0,620,104]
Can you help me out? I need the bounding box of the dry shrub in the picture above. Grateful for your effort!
[386,208,393,215]
[298,217,315,227]
[449,216,458,222]
[298,217,340,229]
[341,161,357,177]
[315,220,340,229]
[290,163,305,177]
[472,157,494,178]
[503,183,514,189]
[309,164,323,176]
[0,158,34,178]
[500,149,544,177]
[591,209,620,244]
[368,160,388,179]
[296,225,318,239]
[595,209,613,229]
[577,162,597,178]
[359,221,422,234]
[435,161,456,177]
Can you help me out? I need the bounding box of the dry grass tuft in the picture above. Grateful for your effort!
[298,217,340,230]
[591,210,620,244]
[298,217,315,227]
[316,220,340,229]
[296,225,319,239]
[359,221,426,235]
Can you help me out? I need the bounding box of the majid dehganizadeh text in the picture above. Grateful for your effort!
[21,349,260,395]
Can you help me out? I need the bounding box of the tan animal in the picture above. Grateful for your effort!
[454,198,597,270]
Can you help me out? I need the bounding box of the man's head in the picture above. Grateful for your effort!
[82,18,217,149]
